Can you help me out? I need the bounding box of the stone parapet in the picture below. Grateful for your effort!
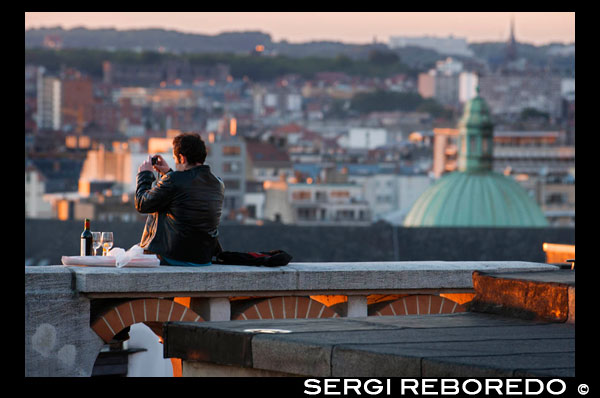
[24,261,559,377]
[64,261,557,296]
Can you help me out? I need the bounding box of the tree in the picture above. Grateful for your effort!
[520,107,549,121]
[350,90,423,113]
[416,99,453,119]
[368,50,400,65]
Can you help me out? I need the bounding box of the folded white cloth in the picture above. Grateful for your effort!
[61,245,160,268]
[109,244,145,268]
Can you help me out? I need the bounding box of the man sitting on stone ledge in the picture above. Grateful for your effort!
[135,132,225,266]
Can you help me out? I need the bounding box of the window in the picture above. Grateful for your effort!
[297,208,316,220]
[315,191,327,202]
[223,179,240,190]
[222,145,241,156]
[482,138,490,155]
[224,196,237,209]
[546,193,567,205]
[376,195,392,203]
[470,136,477,154]
[335,210,355,220]
[223,161,240,173]
[330,191,350,198]
[292,191,311,201]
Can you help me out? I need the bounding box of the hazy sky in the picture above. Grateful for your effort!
[24,12,575,45]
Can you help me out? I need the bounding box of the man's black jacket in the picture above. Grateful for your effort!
[135,165,224,264]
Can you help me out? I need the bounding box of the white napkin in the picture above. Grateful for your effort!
[109,244,146,268]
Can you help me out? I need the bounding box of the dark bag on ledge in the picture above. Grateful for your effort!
[214,250,292,267]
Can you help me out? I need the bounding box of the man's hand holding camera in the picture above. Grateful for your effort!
[138,154,171,175]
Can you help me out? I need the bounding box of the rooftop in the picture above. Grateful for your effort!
[245,141,291,163]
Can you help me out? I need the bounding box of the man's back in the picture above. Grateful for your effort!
[136,165,224,264]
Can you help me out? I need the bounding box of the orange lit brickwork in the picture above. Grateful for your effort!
[310,295,348,307]
[368,294,466,316]
[311,294,422,307]
[231,296,339,320]
[439,292,475,305]
[91,298,202,343]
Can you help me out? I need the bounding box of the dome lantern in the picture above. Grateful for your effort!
[457,86,494,173]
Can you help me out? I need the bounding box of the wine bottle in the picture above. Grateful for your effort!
[81,218,93,256]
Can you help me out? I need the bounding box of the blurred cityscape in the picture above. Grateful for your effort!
[25,20,575,228]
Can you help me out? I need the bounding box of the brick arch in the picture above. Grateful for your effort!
[231,296,340,320]
[368,294,466,317]
[91,298,203,343]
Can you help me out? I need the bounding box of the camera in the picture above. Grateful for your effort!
[151,155,159,165]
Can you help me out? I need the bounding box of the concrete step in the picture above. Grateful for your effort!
[467,269,574,323]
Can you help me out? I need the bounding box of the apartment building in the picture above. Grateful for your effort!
[205,135,247,218]
[264,181,371,226]
[36,68,61,130]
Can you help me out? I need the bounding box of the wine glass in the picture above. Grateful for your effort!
[101,232,114,256]
[92,232,102,256]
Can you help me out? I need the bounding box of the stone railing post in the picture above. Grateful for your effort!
[346,295,368,317]
[190,297,231,321]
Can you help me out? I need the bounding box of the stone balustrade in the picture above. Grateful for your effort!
[25,261,556,377]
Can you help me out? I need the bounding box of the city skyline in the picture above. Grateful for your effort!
[25,12,575,46]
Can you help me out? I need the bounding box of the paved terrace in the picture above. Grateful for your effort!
[165,313,575,377]
[164,269,575,377]
[25,261,559,377]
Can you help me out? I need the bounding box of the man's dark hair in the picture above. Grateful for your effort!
[172,133,207,165]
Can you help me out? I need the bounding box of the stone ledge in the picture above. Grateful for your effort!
[37,261,557,295]
[25,266,74,295]
[468,270,575,323]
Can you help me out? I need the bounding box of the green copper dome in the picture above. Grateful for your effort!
[403,87,548,227]
[403,171,548,226]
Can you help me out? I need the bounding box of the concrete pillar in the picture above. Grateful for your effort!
[190,297,231,321]
[25,266,104,376]
[346,295,368,317]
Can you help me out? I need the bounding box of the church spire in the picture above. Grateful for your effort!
[506,14,518,62]
[510,14,515,41]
